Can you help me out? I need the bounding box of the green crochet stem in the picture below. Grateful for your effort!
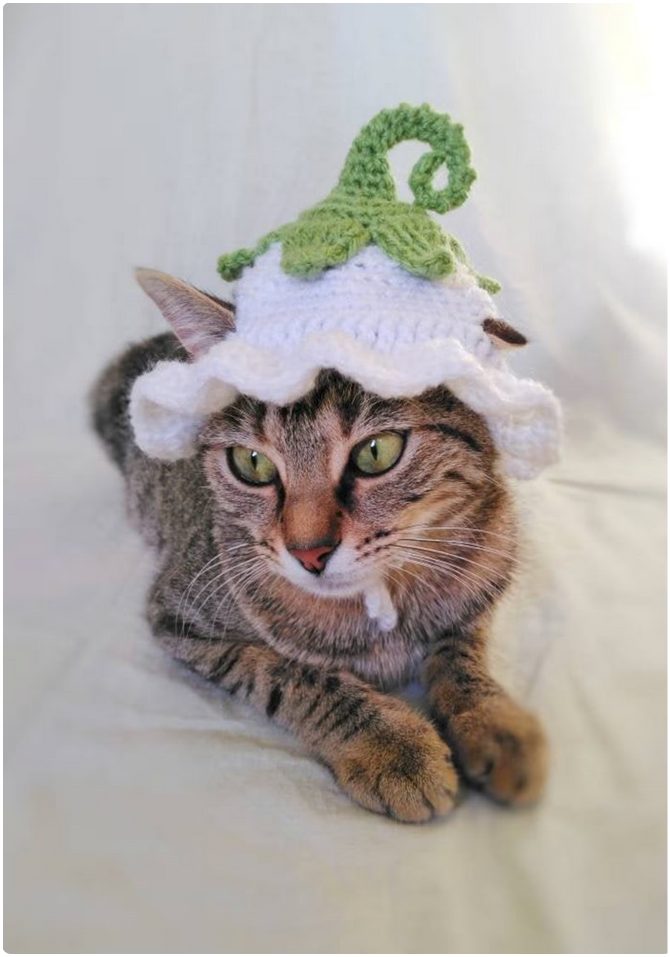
[335,102,475,211]
[218,103,500,292]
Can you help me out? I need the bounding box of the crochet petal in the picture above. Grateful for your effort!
[280,215,370,278]
[371,206,455,279]
[130,331,561,477]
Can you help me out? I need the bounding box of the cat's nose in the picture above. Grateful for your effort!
[288,540,338,575]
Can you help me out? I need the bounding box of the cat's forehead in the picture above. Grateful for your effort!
[267,371,411,438]
[207,370,465,448]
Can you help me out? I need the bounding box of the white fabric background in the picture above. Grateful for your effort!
[5,5,666,953]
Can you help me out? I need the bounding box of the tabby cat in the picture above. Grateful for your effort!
[91,270,547,823]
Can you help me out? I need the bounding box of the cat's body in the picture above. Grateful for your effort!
[91,275,547,823]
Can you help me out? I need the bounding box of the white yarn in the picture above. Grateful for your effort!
[236,245,499,358]
[130,244,562,478]
[363,580,398,632]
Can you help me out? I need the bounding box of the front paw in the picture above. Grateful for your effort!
[444,695,548,806]
[325,702,459,823]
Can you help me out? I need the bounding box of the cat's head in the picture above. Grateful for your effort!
[137,269,513,600]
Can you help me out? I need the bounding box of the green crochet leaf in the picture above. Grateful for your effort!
[371,204,454,279]
[280,213,370,279]
[217,230,280,281]
[476,274,502,294]
[217,247,256,282]
[217,103,500,292]
[447,235,502,293]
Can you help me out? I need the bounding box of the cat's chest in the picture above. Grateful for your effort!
[237,587,441,687]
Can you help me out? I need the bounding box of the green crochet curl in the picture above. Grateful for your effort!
[218,103,500,292]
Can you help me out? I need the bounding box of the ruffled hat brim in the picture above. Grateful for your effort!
[130,330,561,479]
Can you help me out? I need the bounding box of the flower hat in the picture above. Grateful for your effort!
[131,103,561,479]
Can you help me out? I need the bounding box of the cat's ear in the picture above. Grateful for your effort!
[482,317,527,349]
[135,268,235,357]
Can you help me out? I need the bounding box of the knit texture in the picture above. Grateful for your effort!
[130,102,562,481]
[131,332,560,478]
[217,103,500,291]
[130,245,561,479]
[235,245,500,355]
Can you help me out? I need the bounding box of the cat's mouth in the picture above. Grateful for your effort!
[306,574,365,597]
[275,548,377,600]
[289,569,369,599]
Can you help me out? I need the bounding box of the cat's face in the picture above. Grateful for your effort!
[134,268,509,605]
[200,370,498,600]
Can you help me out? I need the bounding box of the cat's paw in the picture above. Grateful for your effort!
[325,704,459,823]
[444,695,547,806]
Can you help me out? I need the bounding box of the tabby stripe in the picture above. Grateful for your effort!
[155,612,196,639]
[301,695,323,721]
[301,666,318,686]
[252,402,268,441]
[451,671,478,691]
[338,391,363,435]
[325,697,365,736]
[443,469,482,492]
[314,696,348,729]
[432,643,474,662]
[266,684,283,717]
[335,468,357,511]
[426,424,482,453]
[208,646,241,682]
[431,633,470,656]
[339,712,374,742]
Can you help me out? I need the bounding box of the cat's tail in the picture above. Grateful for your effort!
[89,333,185,471]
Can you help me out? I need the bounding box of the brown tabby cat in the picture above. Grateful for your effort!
[91,270,547,823]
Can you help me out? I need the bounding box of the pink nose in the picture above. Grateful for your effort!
[288,542,338,574]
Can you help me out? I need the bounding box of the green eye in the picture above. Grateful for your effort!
[352,432,405,476]
[228,446,278,485]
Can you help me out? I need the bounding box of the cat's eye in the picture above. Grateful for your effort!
[351,432,405,476]
[228,446,278,485]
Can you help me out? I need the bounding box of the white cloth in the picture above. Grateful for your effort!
[5,4,665,952]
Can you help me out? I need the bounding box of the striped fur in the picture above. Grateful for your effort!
[91,332,547,821]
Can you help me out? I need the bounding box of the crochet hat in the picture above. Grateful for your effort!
[131,103,561,478]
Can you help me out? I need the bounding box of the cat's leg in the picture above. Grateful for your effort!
[155,626,458,823]
[424,621,547,806]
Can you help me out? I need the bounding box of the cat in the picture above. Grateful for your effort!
[91,269,547,823]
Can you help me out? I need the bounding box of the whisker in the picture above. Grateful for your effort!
[387,546,486,601]
[175,540,258,643]
[388,561,443,596]
[221,540,259,554]
[397,536,516,562]
[176,554,226,642]
[213,564,266,642]
[392,544,490,582]
[387,557,476,604]
[400,522,519,545]
[186,557,258,630]
[395,540,516,576]
[388,546,472,588]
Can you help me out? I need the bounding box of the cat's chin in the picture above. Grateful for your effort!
[283,569,373,601]
[297,577,365,599]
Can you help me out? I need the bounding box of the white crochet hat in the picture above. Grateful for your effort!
[131,104,561,479]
